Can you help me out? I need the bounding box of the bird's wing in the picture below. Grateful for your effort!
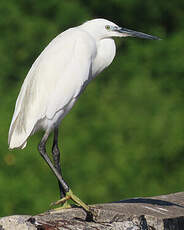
[8,28,96,149]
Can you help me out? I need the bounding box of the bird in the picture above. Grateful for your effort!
[8,18,160,213]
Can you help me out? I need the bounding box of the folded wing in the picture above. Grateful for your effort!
[8,28,96,149]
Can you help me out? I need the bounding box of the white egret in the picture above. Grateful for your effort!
[8,18,160,213]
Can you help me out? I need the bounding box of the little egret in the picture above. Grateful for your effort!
[8,18,160,213]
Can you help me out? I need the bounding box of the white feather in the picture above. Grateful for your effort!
[8,19,120,149]
[8,29,96,149]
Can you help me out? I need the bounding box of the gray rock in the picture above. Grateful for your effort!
[0,192,184,229]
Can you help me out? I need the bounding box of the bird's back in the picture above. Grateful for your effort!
[8,28,97,149]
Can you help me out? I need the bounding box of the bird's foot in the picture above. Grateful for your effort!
[50,189,90,213]
[50,200,72,212]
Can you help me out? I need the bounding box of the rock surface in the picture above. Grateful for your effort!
[0,192,184,229]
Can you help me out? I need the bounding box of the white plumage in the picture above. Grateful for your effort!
[8,19,159,150]
[8,19,118,149]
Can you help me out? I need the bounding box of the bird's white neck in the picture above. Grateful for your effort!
[92,38,116,78]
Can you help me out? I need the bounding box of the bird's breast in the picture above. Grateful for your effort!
[92,38,116,78]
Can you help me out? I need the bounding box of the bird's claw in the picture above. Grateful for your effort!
[50,189,90,212]
[49,190,98,221]
[50,195,71,207]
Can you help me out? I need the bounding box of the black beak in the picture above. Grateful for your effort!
[117,27,161,40]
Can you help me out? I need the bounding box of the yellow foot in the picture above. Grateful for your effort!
[50,189,90,213]
[50,201,72,212]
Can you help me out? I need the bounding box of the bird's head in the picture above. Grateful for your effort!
[81,18,160,40]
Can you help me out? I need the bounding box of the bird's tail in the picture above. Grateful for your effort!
[8,113,28,149]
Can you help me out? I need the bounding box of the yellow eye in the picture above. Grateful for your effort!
[105,25,111,30]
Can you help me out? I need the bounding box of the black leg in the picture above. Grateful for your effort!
[38,130,90,214]
[38,131,69,194]
[52,127,65,198]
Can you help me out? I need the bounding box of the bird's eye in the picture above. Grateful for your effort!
[105,25,111,30]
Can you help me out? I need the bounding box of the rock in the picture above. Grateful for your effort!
[1,192,184,229]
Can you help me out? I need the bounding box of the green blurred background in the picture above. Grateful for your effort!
[1,0,184,216]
